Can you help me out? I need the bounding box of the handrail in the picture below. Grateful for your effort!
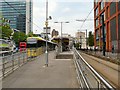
[73,47,115,89]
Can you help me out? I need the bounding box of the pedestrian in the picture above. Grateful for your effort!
[112,45,114,53]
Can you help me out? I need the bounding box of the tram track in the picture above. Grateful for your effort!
[79,51,120,88]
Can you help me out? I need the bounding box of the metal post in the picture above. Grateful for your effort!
[12,52,14,72]
[86,29,87,49]
[2,54,5,77]
[45,0,48,67]
[102,14,105,56]
[61,22,62,52]
[80,36,82,49]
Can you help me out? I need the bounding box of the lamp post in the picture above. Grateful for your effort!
[54,21,69,52]
[45,0,52,67]
[44,0,48,67]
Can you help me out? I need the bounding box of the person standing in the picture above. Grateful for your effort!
[112,45,114,53]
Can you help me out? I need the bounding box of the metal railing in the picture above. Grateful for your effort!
[73,47,115,89]
[0,51,29,78]
[0,48,46,78]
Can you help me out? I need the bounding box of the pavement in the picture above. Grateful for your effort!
[2,51,79,88]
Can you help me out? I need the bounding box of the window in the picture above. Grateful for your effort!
[110,17,117,41]
[95,7,98,16]
[100,1,104,10]
[100,12,105,24]
[96,29,99,41]
[110,2,116,16]
[118,1,120,11]
[96,18,99,27]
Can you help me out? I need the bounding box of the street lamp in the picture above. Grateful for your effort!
[54,21,69,52]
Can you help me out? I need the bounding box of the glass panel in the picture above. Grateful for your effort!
[100,1,104,10]
[118,1,120,11]
[110,2,116,16]
[110,17,117,41]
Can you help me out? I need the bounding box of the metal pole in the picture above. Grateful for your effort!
[45,0,48,67]
[102,14,105,56]
[86,29,87,49]
[61,22,62,52]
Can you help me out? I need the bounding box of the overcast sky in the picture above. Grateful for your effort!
[33,0,94,37]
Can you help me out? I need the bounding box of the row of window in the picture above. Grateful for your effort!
[95,2,119,28]
[2,7,26,10]
[95,16,119,43]
[95,0,105,16]
[95,25,106,39]
[95,2,118,17]
[95,11,105,27]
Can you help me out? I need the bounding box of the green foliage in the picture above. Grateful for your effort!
[1,25,13,39]
[13,31,27,46]
[75,43,79,49]
[27,32,37,37]
[0,16,13,39]
[0,25,13,40]
[88,31,94,46]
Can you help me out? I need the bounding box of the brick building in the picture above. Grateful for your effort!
[94,0,120,52]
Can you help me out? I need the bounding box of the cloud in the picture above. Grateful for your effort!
[48,1,57,13]
[33,1,94,36]
[62,8,71,13]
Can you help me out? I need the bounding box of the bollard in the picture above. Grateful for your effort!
[23,51,24,64]
[2,54,5,78]
[18,52,20,67]
[12,52,14,72]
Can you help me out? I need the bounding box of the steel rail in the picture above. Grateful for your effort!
[74,48,115,89]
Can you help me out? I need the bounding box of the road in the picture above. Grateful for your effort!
[79,51,120,88]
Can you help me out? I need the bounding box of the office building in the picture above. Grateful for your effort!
[0,0,33,34]
[75,31,86,49]
[94,0,120,52]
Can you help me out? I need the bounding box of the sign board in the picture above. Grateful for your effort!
[43,27,51,34]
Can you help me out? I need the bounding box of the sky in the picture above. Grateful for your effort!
[33,0,94,37]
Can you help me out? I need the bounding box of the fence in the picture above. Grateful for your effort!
[0,47,47,79]
[73,48,115,89]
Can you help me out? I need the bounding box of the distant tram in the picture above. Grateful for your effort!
[51,36,69,51]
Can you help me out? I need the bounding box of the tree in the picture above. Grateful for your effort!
[88,31,94,46]
[27,32,37,37]
[1,25,13,39]
[13,31,27,46]
[0,17,13,39]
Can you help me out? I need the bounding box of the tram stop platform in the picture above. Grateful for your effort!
[2,51,79,88]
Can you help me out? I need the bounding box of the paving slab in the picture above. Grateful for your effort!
[2,51,79,88]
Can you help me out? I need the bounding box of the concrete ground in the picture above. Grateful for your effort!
[2,51,79,88]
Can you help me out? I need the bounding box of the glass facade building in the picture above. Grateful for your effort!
[0,0,33,34]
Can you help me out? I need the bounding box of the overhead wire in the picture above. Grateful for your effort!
[79,6,94,30]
